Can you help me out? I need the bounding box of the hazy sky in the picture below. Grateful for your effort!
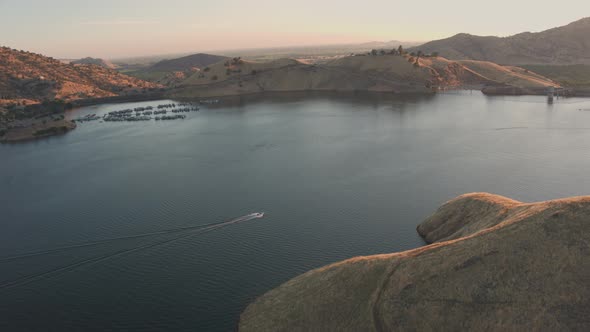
[1,0,588,59]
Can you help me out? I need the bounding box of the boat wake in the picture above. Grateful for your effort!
[0,212,265,290]
[0,213,265,263]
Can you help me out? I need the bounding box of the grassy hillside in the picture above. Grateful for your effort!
[169,54,557,99]
[413,17,590,65]
[240,193,590,331]
[125,53,228,86]
[520,64,590,88]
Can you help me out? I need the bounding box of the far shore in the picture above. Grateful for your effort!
[167,83,590,101]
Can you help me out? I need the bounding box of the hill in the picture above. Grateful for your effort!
[0,46,160,107]
[239,193,590,331]
[414,17,590,65]
[520,64,590,88]
[169,53,557,98]
[70,57,116,69]
[218,41,423,63]
[149,53,228,72]
[126,53,228,85]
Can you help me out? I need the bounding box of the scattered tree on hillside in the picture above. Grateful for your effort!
[398,45,404,55]
[416,50,423,66]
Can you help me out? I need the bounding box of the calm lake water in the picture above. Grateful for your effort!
[2,91,590,331]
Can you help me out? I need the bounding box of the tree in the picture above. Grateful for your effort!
[371,49,378,56]
[398,45,404,55]
[416,50,423,61]
[431,52,439,57]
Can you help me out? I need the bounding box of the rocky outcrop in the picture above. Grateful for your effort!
[0,46,160,103]
[239,193,590,331]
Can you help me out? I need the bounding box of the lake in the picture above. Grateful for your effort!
[2,91,590,331]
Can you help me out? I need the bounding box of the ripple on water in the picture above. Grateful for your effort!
[3,94,590,331]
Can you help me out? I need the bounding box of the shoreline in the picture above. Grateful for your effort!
[482,85,590,97]
[0,119,76,143]
[3,87,590,144]
[238,193,590,331]
[168,84,590,101]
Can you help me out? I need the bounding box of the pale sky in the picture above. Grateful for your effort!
[0,0,588,59]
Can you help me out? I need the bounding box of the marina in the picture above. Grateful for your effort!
[72,102,200,124]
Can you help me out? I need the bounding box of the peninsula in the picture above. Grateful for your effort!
[239,193,590,331]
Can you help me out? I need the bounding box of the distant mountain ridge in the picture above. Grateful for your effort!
[122,53,229,86]
[148,53,228,72]
[71,57,116,69]
[414,17,590,65]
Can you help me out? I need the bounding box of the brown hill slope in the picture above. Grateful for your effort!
[414,17,590,65]
[169,54,556,98]
[0,46,160,104]
[239,193,590,331]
